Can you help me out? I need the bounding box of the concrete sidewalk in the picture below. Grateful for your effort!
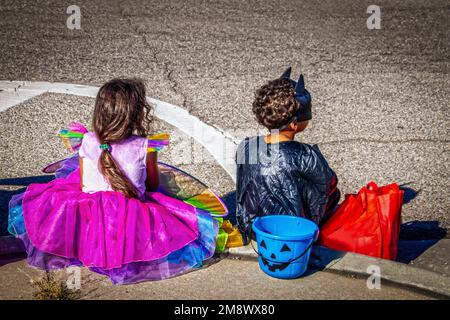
[409,239,450,278]
[227,241,450,298]
[1,235,448,299]
[0,250,437,300]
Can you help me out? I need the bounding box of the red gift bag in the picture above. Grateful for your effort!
[318,182,403,260]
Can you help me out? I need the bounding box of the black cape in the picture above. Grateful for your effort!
[235,136,340,241]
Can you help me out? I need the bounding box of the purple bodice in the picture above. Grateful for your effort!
[79,132,148,198]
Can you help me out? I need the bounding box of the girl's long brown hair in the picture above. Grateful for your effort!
[93,78,153,198]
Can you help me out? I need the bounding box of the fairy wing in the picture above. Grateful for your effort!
[44,123,170,173]
[43,122,88,174]
[147,133,170,152]
[147,134,228,218]
[58,122,88,152]
[57,124,170,153]
[43,124,228,219]
[157,162,228,218]
[43,158,69,174]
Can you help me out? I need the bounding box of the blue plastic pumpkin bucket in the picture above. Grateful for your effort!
[251,215,319,279]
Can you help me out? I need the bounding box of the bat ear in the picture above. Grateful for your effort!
[295,74,305,94]
[280,67,292,80]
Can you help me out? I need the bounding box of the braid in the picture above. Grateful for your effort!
[93,78,153,199]
[98,143,140,199]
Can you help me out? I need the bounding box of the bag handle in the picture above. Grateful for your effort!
[367,181,378,191]
[359,182,378,210]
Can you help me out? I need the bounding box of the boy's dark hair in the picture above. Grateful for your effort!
[252,78,300,129]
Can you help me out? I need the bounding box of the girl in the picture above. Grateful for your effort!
[8,79,218,284]
[236,68,340,243]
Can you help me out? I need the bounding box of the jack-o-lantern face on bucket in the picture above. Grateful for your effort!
[259,239,293,272]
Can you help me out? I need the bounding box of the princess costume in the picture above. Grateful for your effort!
[8,123,242,285]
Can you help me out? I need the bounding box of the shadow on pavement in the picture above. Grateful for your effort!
[0,252,26,267]
[308,246,347,273]
[221,187,447,265]
[0,175,55,236]
[222,191,237,225]
[2,181,446,266]
[400,184,421,205]
[397,220,448,263]
[396,184,447,263]
[400,220,447,240]
[0,175,55,266]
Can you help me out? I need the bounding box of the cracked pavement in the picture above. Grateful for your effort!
[0,0,449,234]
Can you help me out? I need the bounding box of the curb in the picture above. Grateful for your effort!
[226,244,450,298]
[2,235,449,298]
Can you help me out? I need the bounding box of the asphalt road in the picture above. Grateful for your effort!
[0,0,448,232]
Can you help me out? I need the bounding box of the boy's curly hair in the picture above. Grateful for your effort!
[252,78,300,130]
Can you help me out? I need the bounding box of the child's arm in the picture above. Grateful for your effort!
[300,145,340,224]
[79,156,84,189]
[145,151,159,192]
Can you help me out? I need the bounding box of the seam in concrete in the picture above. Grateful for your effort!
[226,244,450,298]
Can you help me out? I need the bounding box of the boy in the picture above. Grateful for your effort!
[236,68,340,242]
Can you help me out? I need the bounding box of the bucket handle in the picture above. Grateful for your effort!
[250,230,319,266]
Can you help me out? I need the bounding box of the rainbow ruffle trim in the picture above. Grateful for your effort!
[57,122,170,153]
[147,133,170,152]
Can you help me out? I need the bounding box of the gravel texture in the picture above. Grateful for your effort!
[0,0,448,231]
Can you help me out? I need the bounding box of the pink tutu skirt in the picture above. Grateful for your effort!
[8,169,218,284]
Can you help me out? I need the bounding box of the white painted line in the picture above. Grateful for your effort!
[0,81,46,111]
[0,81,102,112]
[0,80,238,181]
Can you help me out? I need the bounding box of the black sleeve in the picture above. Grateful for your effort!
[298,144,339,224]
[235,140,251,243]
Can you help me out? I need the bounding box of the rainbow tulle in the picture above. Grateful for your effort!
[9,122,243,284]
[9,170,218,284]
[58,122,88,152]
[147,133,170,152]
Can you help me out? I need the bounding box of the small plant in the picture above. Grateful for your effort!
[32,272,80,300]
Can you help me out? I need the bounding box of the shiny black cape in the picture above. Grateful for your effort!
[235,136,340,241]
